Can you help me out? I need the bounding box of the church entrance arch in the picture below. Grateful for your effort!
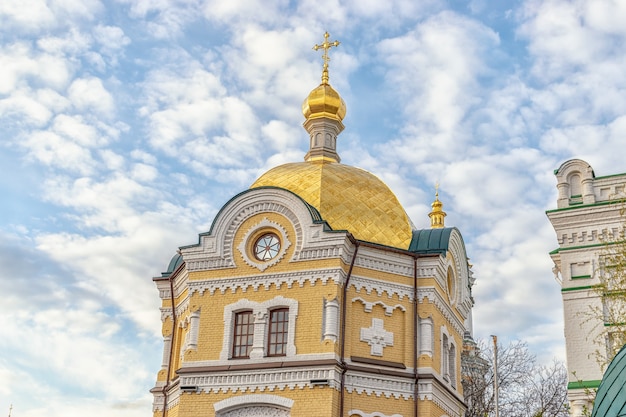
[214,394,293,417]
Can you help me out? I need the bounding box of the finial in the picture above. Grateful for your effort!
[429,182,446,228]
[313,32,340,85]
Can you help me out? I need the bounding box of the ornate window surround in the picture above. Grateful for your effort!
[236,217,292,272]
[221,296,298,360]
[440,326,457,388]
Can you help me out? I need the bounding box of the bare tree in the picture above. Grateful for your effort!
[462,339,569,417]
[584,210,626,368]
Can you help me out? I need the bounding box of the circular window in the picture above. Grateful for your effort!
[254,233,281,261]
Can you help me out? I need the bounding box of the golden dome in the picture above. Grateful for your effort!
[428,187,447,229]
[302,83,347,122]
[251,160,413,249]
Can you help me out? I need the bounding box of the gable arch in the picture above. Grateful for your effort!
[179,187,328,272]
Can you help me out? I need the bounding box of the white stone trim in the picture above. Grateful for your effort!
[445,228,473,319]
[439,326,458,390]
[355,246,414,278]
[186,309,200,350]
[344,370,414,399]
[419,316,433,357]
[159,292,190,321]
[350,276,465,337]
[417,287,465,337]
[189,268,343,296]
[350,275,413,300]
[214,394,294,413]
[236,217,292,272]
[417,375,466,416]
[181,366,341,393]
[323,298,340,342]
[360,318,394,356]
[161,336,171,369]
[179,352,336,369]
[352,297,406,316]
[220,296,298,360]
[180,188,354,273]
[348,410,403,417]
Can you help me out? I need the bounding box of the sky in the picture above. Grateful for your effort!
[2,0,626,415]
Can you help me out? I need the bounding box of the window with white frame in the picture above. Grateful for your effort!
[442,334,449,381]
[267,308,289,356]
[441,327,457,388]
[221,297,298,361]
[233,311,254,359]
[449,342,457,388]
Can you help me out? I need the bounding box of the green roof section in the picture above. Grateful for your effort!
[591,343,626,417]
[409,227,454,255]
[162,252,183,277]
[568,380,602,390]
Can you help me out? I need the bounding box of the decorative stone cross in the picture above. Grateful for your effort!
[360,318,394,356]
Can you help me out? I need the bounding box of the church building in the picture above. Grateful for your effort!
[150,33,476,417]
[547,159,626,417]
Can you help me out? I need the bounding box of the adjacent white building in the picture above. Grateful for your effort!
[547,159,626,417]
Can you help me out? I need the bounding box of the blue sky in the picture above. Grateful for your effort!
[2,0,626,415]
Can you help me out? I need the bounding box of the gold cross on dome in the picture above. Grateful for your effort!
[313,32,340,84]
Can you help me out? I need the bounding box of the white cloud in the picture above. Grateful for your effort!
[93,24,130,50]
[52,114,100,146]
[0,42,73,94]
[117,0,202,39]
[22,130,95,174]
[0,0,56,33]
[37,28,92,56]
[202,0,289,25]
[67,77,115,117]
[377,11,500,163]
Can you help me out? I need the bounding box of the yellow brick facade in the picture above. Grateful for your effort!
[150,186,474,417]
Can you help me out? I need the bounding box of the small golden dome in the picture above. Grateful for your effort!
[429,187,447,229]
[302,83,347,122]
[251,160,413,249]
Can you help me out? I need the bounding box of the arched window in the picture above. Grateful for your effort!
[233,311,254,358]
[449,343,456,388]
[267,308,289,356]
[442,334,449,381]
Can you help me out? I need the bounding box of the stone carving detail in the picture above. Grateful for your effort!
[360,318,394,356]
[349,410,403,417]
[352,297,406,316]
[188,269,342,296]
[345,373,414,399]
[237,217,292,272]
[182,368,338,393]
[220,406,289,417]
[350,276,413,300]
[356,256,413,277]
[350,276,465,335]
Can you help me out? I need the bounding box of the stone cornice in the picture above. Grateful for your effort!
[180,365,342,393]
[187,268,343,296]
[345,370,414,399]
